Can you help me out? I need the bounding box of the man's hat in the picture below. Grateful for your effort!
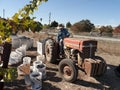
[57,24,64,29]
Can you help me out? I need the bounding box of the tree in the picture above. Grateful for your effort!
[105,26,113,33]
[114,25,120,33]
[50,21,58,27]
[70,19,94,33]
[66,22,72,28]
[29,21,43,32]
[99,25,113,36]
[43,24,50,29]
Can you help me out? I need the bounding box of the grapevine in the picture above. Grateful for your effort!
[0,0,48,42]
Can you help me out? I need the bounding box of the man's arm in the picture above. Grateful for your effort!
[65,29,70,37]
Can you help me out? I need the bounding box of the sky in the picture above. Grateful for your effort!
[0,0,120,26]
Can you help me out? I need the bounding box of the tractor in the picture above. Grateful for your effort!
[39,37,107,82]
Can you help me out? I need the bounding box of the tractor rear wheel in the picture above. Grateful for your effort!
[45,39,57,63]
[59,59,78,82]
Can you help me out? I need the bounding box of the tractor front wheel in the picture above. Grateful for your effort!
[59,59,78,82]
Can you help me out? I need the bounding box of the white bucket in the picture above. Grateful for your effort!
[33,61,42,67]
[33,61,46,79]
[30,72,42,90]
[37,64,46,79]
[36,55,46,63]
[23,57,31,64]
[24,74,31,86]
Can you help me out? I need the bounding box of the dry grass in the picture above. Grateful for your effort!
[98,40,120,56]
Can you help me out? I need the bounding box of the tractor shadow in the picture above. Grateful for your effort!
[42,81,61,90]
[74,64,120,90]
[42,67,62,90]
[45,66,62,83]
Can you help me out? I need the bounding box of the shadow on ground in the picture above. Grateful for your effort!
[74,64,120,90]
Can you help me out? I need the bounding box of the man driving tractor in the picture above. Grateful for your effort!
[56,24,70,57]
[40,24,107,82]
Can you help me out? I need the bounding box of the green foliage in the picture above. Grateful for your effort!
[70,19,94,33]
[0,19,6,38]
[12,13,19,23]
[0,67,18,82]
[10,0,48,33]
[0,0,48,39]
[16,16,43,32]
[0,18,12,39]
[50,21,58,27]
[66,22,72,28]
[29,21,43,32]
[12,0,48,19]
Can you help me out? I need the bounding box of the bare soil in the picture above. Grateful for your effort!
[3,32,120,90]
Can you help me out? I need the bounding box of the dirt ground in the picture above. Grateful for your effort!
[3,32,120,90]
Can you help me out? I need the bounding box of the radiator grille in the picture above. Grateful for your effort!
[82,40,97,58]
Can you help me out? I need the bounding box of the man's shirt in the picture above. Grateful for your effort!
[57,28,70,42]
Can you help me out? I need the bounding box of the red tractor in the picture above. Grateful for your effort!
[41,37,107,82]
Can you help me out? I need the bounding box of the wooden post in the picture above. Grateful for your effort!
[2,42,12,68]
[0,42,12,90]
[0,82,4,90]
